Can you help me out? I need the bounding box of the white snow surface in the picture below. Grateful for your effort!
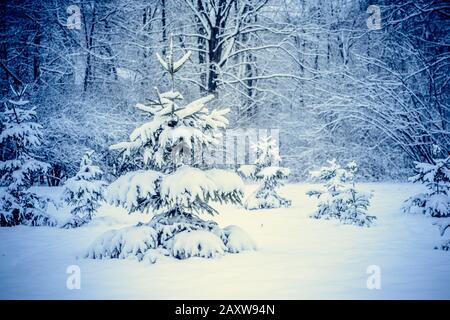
[0,183,449,299]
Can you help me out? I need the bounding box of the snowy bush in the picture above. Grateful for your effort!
[433,220,450,251]
[61,151,107,228]
[307,160,375,227]
[85,37,252,261]
[0,85,56,227]
[402,157,450,217]
[148,212,221,248]
[85,215,256,261]
[85,224,158,261]
[244,137,291,210]
[172,230,226,259]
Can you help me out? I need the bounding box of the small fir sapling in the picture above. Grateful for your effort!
[307,160,375,227]
[61,151,107,228]
[244,136,292,210]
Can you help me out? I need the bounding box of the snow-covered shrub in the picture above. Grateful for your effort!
[85,224,158,260]
[307,160,375,227]
[61,151,107,228]
[221,225,257,253]
[148,212,221,248]
[172,230,227,259]
[244,137,291,210]
[433,220,450,251]
[402,157,450,217]
[85,37,252,261]
[0,85,56,227]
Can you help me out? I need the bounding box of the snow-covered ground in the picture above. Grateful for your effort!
[0,183,449,299]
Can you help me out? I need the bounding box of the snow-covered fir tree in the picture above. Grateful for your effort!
[402,157,450,217]
[61,151,106,228]
[0,85,55,227]
[85,36,255,262]
[307,160,375,227]
[243,136,291,210]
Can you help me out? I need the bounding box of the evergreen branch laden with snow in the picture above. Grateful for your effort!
[402,157,450,218]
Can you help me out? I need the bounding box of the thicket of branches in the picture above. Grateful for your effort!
[0,0,448,182]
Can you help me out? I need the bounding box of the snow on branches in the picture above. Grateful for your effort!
[0,85,55,227]
[402,157,450,218]
[307,160,375,227]
[61,151,107,228]
[109,37,229,174]
[106,170,162,213]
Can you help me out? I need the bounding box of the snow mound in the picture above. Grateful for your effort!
[172,230,226,259]
[84,214,258,261]
[85,225,158,260]
[222,225,257,253]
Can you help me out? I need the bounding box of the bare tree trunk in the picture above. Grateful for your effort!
[33,11,41,82]
[161,0,167,55]
[82,4,97,92]
[0,0,8,95]
[195,0,207,93]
